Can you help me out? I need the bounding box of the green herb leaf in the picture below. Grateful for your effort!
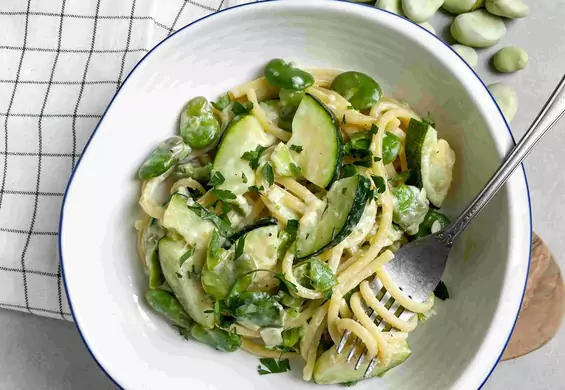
[341,164,358,179]
[369,124,378,135]
[211,94,230,111]
[289,163,302,177]
[346,105,354,110]
[309,259,337,294]
[186,265,199,280]
[212,188,237,202]
[343,380,359,387]
[434,281,449,300]
[257,358,291,375]
[248,185,265,193]
[277,219,299,260]
[353,160,372,167]
[179,246,195,267]
[281,327,305,349]
[230,292,283,327]
[187,203,234,237]
[373,156,382,162]
[289,144,303,153]
[232,101,254,116]
[172,325,191,340]
[241,145,267,170]
[342,114,347,124]
[175,272,183,279]
[210,171,226,187]
[422,112,436,128]
[241,172,248,183]
[371,175,386,193]
[274,273,298,293]
[262,162,275,187]
[389,171,411,182]
[235,235,246,260]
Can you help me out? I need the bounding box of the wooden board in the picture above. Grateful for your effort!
[502,233,565,361]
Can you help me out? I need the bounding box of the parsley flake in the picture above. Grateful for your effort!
[371,175,386,194]
[235,235,246,260]
[289,144,303,153]
[248,185,265,193]
[241,172,248,183]
[434,281,450,300]
[212,188,237,202]
[241,145,267,170]
[211,94,230,111]
[257,358,291,375]
[373,156,382,162]
[232,101,254,116]
[175,272,183,279]
[262,162,275,187]
[342,114,347,124]
[209,171,226,187]
[179,246,195,267]
[274,273,298,293]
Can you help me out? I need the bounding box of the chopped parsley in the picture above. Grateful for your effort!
[241,145,267,170]
[371,175,386,194]
[235,235,246,260]
[353,160,372,167]
[342,114,347,124]
[341,188,347,195]
[175,272,183,279]
[179,246,195,267]
[389,171,411,182]
[290,163,302,177]
[211,94,230,111]
[343,380,359,387]
[346,105,354,110]
[257,358,291,375]
[373,156,382,162]
[434,281,450,300]
[262,162,275,187]
[274,273,298,294]
[212,188,237,202]
[241,172,248,183]
[422,112,436,128]
[232,101,254,116]
[248,185,265,193]
[209,171,226,186]
[289,144,303,153]
[341,164,358,179]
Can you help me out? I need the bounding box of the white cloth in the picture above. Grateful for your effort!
[0,0,255,320]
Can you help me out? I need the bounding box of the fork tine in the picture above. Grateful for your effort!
[336,330,351,354]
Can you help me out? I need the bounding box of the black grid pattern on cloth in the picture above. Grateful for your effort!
[0,0,252,321]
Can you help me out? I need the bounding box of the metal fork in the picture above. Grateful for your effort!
[338,73,565,377]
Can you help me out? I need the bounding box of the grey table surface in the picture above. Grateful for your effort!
[1,2,564,390]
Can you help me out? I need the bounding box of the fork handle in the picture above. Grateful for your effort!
[442,74,565,245]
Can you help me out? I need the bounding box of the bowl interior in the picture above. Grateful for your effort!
[60,2,531,389]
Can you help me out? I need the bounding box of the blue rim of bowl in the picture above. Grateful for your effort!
[58,1,533,389]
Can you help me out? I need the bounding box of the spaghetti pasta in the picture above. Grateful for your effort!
[134,61,456,386]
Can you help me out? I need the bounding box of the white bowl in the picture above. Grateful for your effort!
[59,1,532,389]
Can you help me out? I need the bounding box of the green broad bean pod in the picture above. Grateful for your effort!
[331,71,383,111]
[179,96,221,149]
[138,136,190,180]
[264,59,315,91]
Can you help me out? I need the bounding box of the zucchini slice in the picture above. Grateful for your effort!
[212,115,276,195]
[159,236,214,328]
[405,119,456,208]
[287,94,343,189]
[295,175,372,259]
[313,333,411,384]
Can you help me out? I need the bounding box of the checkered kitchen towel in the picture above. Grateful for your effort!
[0,0,257,320]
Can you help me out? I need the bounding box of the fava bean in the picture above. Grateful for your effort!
[179,97,220,149]
[443,0,484,15]
[450,9,506,48]
[418,22,437,35]
[451,44,478,68]
[485,0,529,19]
[138,136,190,180]
[145,289,193,329]
[493,46,528,73]
[264,59,314,91]
[402,0,443,23]
[375,0,405,16]
[279,89,305,130]
[190,324,242,352]
[331,71,383,111]
[414,210,451,238]
[383,132,402,165]
[488,83,518,122]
